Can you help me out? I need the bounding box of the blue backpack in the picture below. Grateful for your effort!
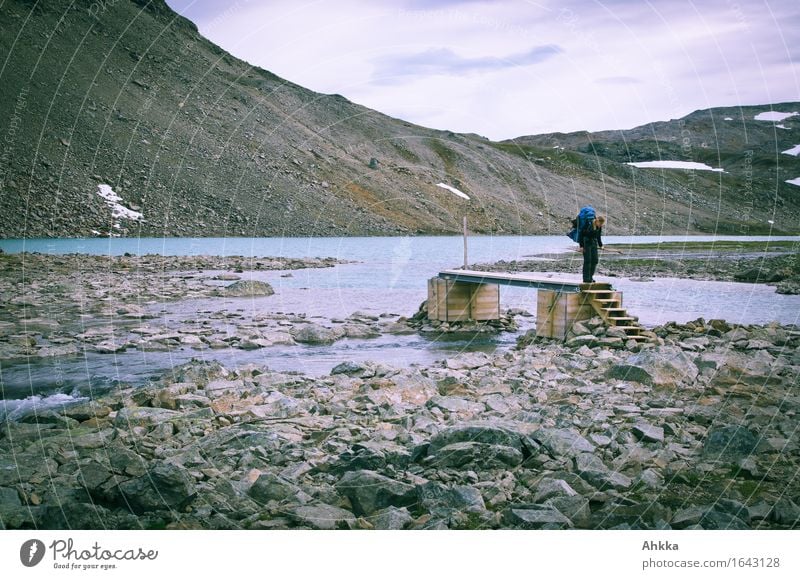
[567,206,596,243]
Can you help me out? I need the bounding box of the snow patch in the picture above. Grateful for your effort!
[724,117,733,121]
[754,111,798,122]
[786,177,800,187]
[626,160,724,172]
[775,124,790,130]
[436,182,470,200]
[782,145,800,157]
[96,184,143,224]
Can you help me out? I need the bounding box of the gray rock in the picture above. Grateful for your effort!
[770,499,800,526]
[416,481,486,518]
[336,470,416,516]
[114,407,180,428]
[532,428,595,457]
[427,422,524,454]
[544,495,591,527]
[78,461,113,491]
[503,505,573,529]
[426,396,485,415]
[331,360,373,377]
[445,352,491,370]
[117,462,196,514]
[430,442,523,469]
[217,280,274,297]
[607,346,698,388]
[291,323,345,345]
[248,473,300,504]
[0,486,34,529]
[703,425,758,459]
[633,423,665,443]
[534,478,578,503]
[369,506,413,530]
[290,503,355,530]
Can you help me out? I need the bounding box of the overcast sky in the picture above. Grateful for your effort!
[164,0,799,140]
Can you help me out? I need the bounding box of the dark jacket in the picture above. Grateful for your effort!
[579,223,603,248]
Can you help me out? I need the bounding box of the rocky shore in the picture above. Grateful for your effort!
[2,317,798,530]
[0,252,347,360]
[1,249,798,530]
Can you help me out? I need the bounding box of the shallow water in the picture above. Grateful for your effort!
[1,235,799,420]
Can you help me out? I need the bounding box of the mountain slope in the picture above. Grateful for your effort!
[1,0,797,238]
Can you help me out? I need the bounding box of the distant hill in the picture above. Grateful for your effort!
[1,0,798,238]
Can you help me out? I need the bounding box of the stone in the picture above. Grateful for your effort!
[544,495,591,527]
[445,352,491,370]
[426,396,484,415]
[633,423,665,443]
[430,442,524,469]
[336,470,416,516]
[291,323,345,345]
[217,280,274,297]
[248,473,299,504]
[532,428,595,457]
[703,425,758,459]
[369,506,413,530]
[503,505,573,529]
[769,499,800,526]
[607,346,698,388]
[114,407,180,428]
[533,478,578,503]
[117,462,196,514]
[416,481,486,518]
[331,360,373,377]
[427,422,525,455]
[78,461,112,491]
[0,486,34,529]
[289,504,355,530]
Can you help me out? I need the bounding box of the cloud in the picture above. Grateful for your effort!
[595,76,642,85]
[371,44,563,83]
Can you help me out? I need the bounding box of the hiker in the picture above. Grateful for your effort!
[579,214,605,283]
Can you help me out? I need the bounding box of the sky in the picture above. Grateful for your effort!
[164,0,799,141]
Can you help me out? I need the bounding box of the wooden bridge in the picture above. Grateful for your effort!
[428,269,644,340]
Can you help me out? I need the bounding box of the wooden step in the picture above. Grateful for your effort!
[582,289,614,295]
[593,298,620,305]
[614,325,642,333]
[608,317,637,324]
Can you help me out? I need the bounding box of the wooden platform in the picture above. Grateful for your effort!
[429,269,644,341]
[438,269,583,293]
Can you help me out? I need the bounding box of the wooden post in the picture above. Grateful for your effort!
[427,278,500,322]
[462,215,468,270]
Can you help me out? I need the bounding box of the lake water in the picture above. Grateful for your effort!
[1,235,799,420]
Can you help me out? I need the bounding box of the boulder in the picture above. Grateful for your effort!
[217,280,274,297]
[532,428,595,457]
[117,462,196,513]
[335,470,415,516]
[370,506,414,530]
[503,505,573,529]
[427,422,525,454]
[248,473,300,504]
[703,425,758,460]
[429,441,524,469]
[607,346,698,388]
[114,407,180,428]
[291,323,345,345]
[289,504,355,530]
[416,481,487,518]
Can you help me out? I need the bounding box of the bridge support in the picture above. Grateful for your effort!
[535,289,594,339]
[427,277,500,322]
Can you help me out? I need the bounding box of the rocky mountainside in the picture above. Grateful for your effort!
[1,0,798,238]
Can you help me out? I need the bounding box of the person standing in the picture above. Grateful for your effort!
[580,215,605,283]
